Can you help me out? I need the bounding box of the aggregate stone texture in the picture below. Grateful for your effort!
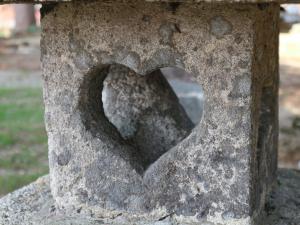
[0,169,299,225]
[102,65,194,166]
[41,1,280,224]
[1,0,299,5]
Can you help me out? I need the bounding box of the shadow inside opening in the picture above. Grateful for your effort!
[101,65,204,168]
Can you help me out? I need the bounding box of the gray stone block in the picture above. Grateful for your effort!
[39,1,280,224]
[1,169,299,225]
[1,0,299,5]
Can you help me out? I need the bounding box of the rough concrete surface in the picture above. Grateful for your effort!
[1,0,300,5]
[103,65,194,166]
[0,169,299,225]
[40,1,280,224]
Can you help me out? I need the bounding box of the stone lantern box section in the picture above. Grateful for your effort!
[0,0,300,225]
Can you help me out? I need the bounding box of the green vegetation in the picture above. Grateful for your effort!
[0,88,48,196]
[0,174,44,195]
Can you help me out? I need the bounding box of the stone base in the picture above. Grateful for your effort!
[0,169,299,225]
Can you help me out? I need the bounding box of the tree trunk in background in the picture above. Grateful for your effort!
[14,4,35,33]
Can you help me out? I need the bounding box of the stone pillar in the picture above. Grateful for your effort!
[41,1,279,224]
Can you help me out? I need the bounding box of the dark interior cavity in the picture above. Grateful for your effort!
[102,65,204,167]
[81,64,204,169]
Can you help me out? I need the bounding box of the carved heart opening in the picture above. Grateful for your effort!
[80,64,203,171]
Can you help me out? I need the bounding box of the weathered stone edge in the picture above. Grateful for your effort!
[1,0,300,5]
[0,169,299,225]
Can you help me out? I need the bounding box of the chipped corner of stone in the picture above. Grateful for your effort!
[35,174,50,185]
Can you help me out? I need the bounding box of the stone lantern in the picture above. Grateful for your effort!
[0,1,299,225]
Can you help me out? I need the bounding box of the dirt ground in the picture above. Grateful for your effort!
[0,23,299,195]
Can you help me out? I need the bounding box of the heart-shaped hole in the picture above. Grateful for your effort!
[101,64,204,168]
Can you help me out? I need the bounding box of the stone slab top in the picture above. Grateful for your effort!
[0,0,300,4]
[0,169,299,225]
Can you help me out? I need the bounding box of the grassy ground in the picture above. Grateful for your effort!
[0,87,48,196]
